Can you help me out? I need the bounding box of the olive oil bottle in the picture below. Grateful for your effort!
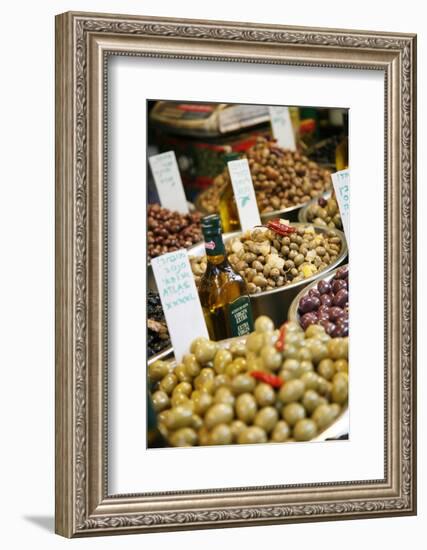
[218,152,241,233]
[198,214,254,341]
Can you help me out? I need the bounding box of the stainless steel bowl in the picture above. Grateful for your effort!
[288,264,349,326]
[149,224,347,331]
[148,335,348,443]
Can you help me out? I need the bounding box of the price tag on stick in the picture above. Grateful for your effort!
[268,106,296,151]
[227,158,261,231]
[148,151,189,214]
[331,169,350,243]
[151,250,208,362]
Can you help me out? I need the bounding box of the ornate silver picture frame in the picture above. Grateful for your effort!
[55,11,417,537]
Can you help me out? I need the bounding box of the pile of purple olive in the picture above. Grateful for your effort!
[298,266,349,337]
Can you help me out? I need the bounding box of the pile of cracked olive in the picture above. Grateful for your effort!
[190,224,342,293]
[198,137,332,215]
[149,316,348,447]
[304,194,343,230]
[148,203,202,259]
[298,266,349,337]
[147,290,171,358]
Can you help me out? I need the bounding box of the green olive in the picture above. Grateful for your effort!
[254,406,279,433]
[254,383,276,407]
[312,404,336,430]
[260,346,282,371]
[213,349,233,374]
[331,375,348,404]
[246,332,264,353]
[306,341,329,364]
[300,371,319,390]
[317,358,336,380]
[169,427,197,447]
[214,387,235,406]
[235,393,258,423]
[164,405,194,430]
[255,316,274,333]
[151,390,170,413]
[279,379,305,404]
[194,340,218,364]
[282,403,306,426]
[191,390,213,415]
[198,426,210,446]
[327,337,349,360]
[237,426,268,444]
[293,419,318,441]
[190,337,209,353]
[175,363,192,383]
[270,420,290,442]
[299,360,314,374]
[230,420,246,442]
[298,347,313,362]
[282,358,301,377]
[171,392,190,408]
[204,403,234,429]
[172,382,192,397]
[183,354,201,377]
[317,377,332,398]
[148,360,170,382]
[262,331,278,347]
[229,341,247,357]
[231,374,256,395]
[208,424,233,445]
[159,373,178,395]
[334,359,349,373]
[304,325,326,339]
[302,390,323,414]
[213,374,231,391]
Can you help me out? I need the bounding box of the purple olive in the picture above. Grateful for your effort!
[333,289,349,307]
[318,197,327,207]
[308,288,321,299]
[331,279,347,294]
[320,293,332,306]
[335,266,349,280]
[299,295,319,314]
[317,280,331,295]
[329,306,345,321]
[319,320,336,335]
[300,312,318,330]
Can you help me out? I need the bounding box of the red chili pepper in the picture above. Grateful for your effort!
[250,371,283,388]
[275,322,287,352]
[265,218,296,236]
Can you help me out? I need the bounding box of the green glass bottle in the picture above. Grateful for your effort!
[198,214,254,341]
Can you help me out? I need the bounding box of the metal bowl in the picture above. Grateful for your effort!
[148,335,348,443]
[288,264,349,327]
[298,191,340,225]
[149,224,347,328]
[195,187,332,223]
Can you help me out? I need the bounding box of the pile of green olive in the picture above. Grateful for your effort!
[149,316,348,447]
[304,195,342,230]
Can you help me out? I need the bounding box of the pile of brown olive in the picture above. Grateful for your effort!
[197,137,332,214]
[304,194,343,230]
[148,204,202,259]
[149,316,348,447]
[298,266,349,337]
[190,224,342,293]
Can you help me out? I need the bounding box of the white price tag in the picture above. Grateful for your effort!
[148,151,189,214]
[268,106,296,150]
[151,250,208,362]
[227,159,261,231]
[331,169,350,242]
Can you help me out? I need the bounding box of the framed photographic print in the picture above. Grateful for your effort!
[55,11,417,537]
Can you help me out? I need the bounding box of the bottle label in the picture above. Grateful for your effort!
[204,235,225,256]
[227,296,254,337]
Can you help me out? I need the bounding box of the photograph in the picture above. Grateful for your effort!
[146,101,349,448]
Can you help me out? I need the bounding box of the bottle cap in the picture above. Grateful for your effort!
[201,214,222,235]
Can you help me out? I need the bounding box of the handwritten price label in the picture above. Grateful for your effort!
[331,169,350,243]
[148,151,189,214]
[151,250,208,361]
[227,158,261,231]
[268,106,296,151]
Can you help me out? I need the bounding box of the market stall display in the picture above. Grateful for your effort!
[148,316,348,447]
[196,137,332,223]
[147,290,171,358]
